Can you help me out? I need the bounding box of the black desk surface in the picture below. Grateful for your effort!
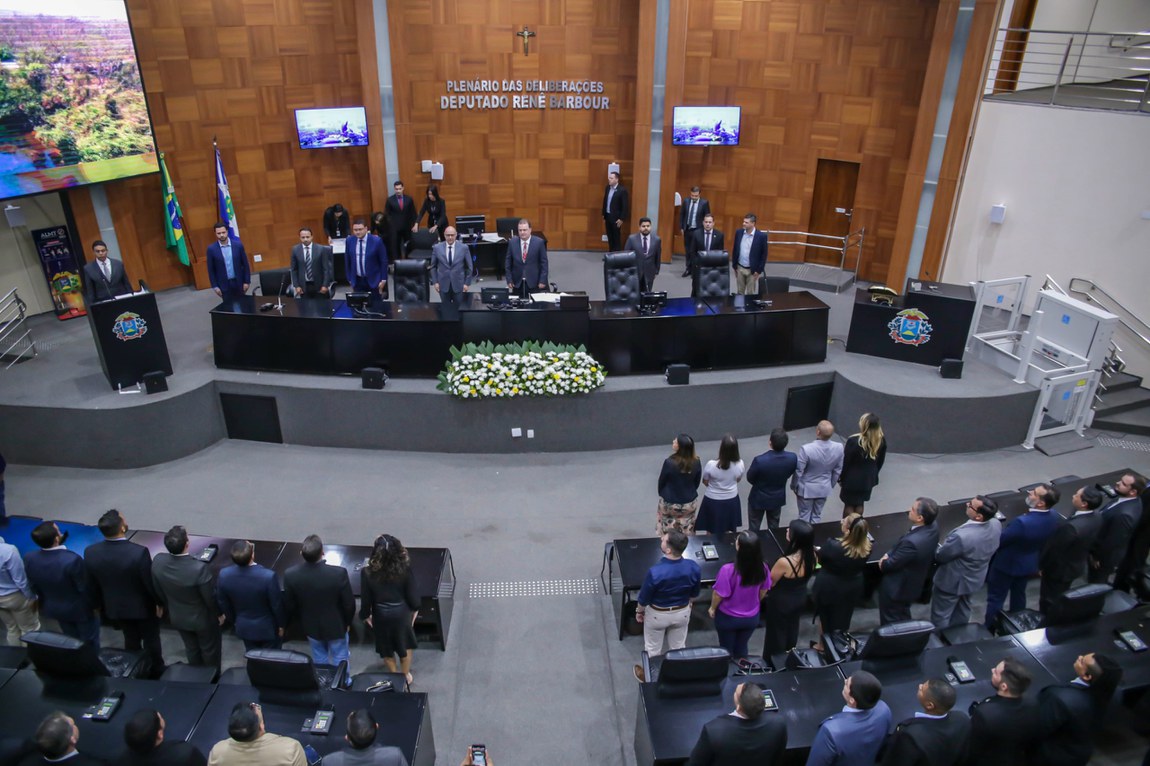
[840,636,1059,724]
[187,683,428,760]
[0,670,214,760]
[1013,605,1150,693]
[614,534,785,590]
[0,666,17,689]
[129,530,285,578]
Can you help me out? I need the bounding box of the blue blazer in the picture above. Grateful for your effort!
[746,449,798,511]
[345,233,388,290]
[216,563,286,642]
[730,228,768,273]
[807,701,893,766]
[505,235,549,289]
[206,238,251,293]
[23,548,95,622]
[992,509,1061,576]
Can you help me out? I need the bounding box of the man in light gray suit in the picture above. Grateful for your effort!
[291,227,334,298]
[791,420,844,524]
[931,495,1002,628]
[625,216,662,292]
[431,225,472,305]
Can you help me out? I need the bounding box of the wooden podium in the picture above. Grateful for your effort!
[86,292,173,390]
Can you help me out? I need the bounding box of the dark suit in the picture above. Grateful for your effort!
[345,234,388,294]
[385,192,417,259]
[290,243,334,297]
[878,523,940,624]
[746,449,798,531]
[680,196,711,274]
[1039,511,1102,612]
[966,694,1040,766]
[602,182,629,251]
[686,712,787,766]
[83,257,132,303]
[505,235,549,290]
[1090,496,1142,584]
[1115,487,1150,594]
[985,509,1060,626]
[283,561,355,642]
[625,232,662,291]
[22,547,100,646]
[84,538,163,674]
[206,238,251,299]
[322,206,352,240]
[118,741,207,766]
[216,563,286,649]
[691,228,725,259]
[151,552,221,669]
[16,752,106,766]
[880,711,970,766]
[1036,682,1096,766]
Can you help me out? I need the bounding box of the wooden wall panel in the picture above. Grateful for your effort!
[387,0,640,251]
[668,0,938,280]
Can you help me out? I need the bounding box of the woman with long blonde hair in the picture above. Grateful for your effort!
[811,513,872,652]
[839,413,886,517]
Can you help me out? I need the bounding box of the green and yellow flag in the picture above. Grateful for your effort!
[160,152,190,266]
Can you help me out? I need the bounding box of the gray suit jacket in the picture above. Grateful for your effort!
[151,552,220,633]
[625,232,662,286]
[430,240,472,293]
[322,746,409,766]
[792,439,844,499]
[290,243,334,291]
[934,518,1002,595]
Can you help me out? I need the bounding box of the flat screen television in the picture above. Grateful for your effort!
[671,106,741,146]
[295,107,369,150]
[0,0,159,201]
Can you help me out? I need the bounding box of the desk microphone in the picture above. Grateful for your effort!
[273,272,287,311]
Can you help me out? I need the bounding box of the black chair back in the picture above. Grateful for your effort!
[694,250,730,298]
[603,251,640,302]
[656,646,730,698]
[21,631,109,678]
[857,620,935,660]
[761,276,790,295]
[1047,583,1110,626]
[496,217,521,238]
[393,259,430,303]
[408,229,437,254]
[257,268,292,296]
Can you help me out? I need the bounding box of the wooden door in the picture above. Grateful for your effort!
[806,159,859,266]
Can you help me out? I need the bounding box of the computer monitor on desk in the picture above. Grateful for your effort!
[455,214,485,241]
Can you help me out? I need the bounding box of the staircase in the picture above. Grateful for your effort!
[1094,370,1150,437]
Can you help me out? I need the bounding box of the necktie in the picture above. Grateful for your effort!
[521,241,528,263]
[689,200,697,227]
[358,238,365,278]
[448,245,453,264]
[101,260,110,280]
[642,235,648,254]
[706,233,711,251]
[397,195,403,210]
[304,246,312,281]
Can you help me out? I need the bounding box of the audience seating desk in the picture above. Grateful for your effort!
[608,534,784,640]
[211,292,829,377]
[0,670,215,760]
[185,683,433,764]
[1014,605,1150,694]
[128,530,285,578]
[634,666,847,764]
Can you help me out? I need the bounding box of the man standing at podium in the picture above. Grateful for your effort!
[625,217,661,292]
[206,223,251,300]
[82,240,133,303]
[290,227,334,298]
[731,214,768,295]
[505,219,548,293]
[345,219,388,296]
[692,214,725,263]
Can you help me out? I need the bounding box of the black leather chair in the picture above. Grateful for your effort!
[603,251,640,302]
[693,250,730,298]
[856,620,937,660]
[995,583,1112,635]
[760,276,790,295]
[21,631,141,678]
[256,268,293,296]
[496,216,521,238]
[640,646,730,698]
[393,259,431,303]
[408,229,437,260]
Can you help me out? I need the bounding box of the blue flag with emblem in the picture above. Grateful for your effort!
[214,145,239,241]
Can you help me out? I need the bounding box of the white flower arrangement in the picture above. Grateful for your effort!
[437,341,607,399]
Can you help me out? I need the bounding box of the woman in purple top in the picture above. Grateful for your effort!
[708,530,771,661]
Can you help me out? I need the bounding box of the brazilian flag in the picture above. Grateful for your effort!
[160,153,190,266]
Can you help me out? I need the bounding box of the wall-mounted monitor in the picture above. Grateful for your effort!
[294,107,369,150]
[672,106,741,146]
[0,0,159,201]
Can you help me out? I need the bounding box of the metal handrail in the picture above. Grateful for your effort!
[0,286,36,369]
[1067,277,1150,347]
[765,228,866,273]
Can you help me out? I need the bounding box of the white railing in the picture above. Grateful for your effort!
[985,28,1150,113]
[766,228,866,273]
[0,287,36,369]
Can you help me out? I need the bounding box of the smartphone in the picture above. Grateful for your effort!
[701,543,719,561]
[470,744,488,766]
[761,689,779,711]
[947,657,976,683]
[1117,629,1148,652]
[197,544,218,563]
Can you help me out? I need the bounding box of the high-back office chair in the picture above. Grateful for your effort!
[603,251,640,302]
[408,229,437,260]
[256,268,293,296]
[22,631,141,679]
[800,619,938,667]
[638,646,730,698]
[393,259,431,303]
[995,583,1112,635]
[495,217,521,238]
[219,649,347,705]
[693,250,730,298]
[760,276,790,295]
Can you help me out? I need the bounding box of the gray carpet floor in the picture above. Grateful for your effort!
[4,250,1150,764]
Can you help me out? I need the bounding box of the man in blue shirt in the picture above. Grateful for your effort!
[634,530,701,681]
[0,533,39,644]
[806,671,892,766]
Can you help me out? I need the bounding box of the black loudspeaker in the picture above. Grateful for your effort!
[666,364,690,385]
[940,358,964,379]
[362,367,387,390]
[143,371,168,394]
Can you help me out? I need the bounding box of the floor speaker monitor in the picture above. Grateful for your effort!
[362,367,387,389]
[940,359,964,379]
[666,364,690,385]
